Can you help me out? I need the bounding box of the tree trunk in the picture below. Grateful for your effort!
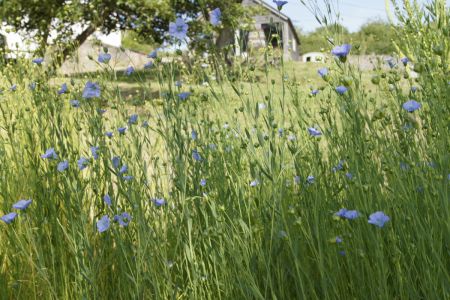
[216,28,235,66]
[53,24,96,68]
[37,18,52,57]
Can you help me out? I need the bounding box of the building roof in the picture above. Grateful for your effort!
[303,52,326,56]
[249,0,300,45]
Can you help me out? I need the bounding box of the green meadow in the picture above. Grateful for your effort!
[0,1,449,299]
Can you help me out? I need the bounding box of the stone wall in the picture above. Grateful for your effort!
[59,40,148,75]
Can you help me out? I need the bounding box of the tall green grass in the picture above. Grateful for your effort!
[0,1,449,299]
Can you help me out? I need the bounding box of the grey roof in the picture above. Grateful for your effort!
[249,0,301,45]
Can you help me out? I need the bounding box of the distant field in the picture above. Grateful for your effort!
[0,40,447,299]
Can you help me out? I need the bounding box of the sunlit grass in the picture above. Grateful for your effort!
[0,2,449,298]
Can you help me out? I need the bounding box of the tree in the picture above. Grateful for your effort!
[297,21,397,55]
[0,0,244,64]
[352,20,397,54]
[297,24,351,53]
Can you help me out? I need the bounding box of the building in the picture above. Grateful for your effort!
[216,0,300,61]
[302,52,327,63]
[1,0,301,61]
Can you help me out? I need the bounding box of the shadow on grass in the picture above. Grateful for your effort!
[64,69,165,106]
[66,68,160,84]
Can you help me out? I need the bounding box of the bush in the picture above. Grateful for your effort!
[0,1,448,298]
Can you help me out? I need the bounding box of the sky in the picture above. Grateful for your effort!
[264,0,450,33]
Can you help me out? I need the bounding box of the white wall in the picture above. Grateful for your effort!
[302,52,326,63]
[91,30,122,48]
[0,24,39,58]
[1,22,122,59]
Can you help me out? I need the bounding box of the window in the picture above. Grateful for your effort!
[239,30,250,52]
[261,23,283,48]
[0,34,5,51]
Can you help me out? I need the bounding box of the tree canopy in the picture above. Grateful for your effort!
[0,0,244,60]
[297,20,397,55]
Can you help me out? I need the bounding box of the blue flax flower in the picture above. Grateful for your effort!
[336,236,343,244]
[169,18,189,40]
[77,157,89,170]
[125,66,135,76]
[210,8,222,26]
[178,92,191,100]
[118,127,127,135]
[114,212,132,227]
[119,164,128,175]
[90,146,99,160]
[1,212,17,224]
[141,121,149,128]
[318,67,328,77]
[335,208,359,220]
[331,44,352,58]
[402,100,421,112]
[98,53,111,63]
[58,83,68,95]
[386,57,396,69]
[332,160,345,172]
[32,57,44,65]
[29,82,37,91]
[273,0,288,11]
[336,86,348,95]
[104,194,112,206]
[13,199,32,210]
[200,178,206,186]
[278,128,284,137]
[345,172,353,180]
[147,50,157,59]
[311,89,319,96]
[192,149,202,161]
[112,156,120,169]
[152,198,166,207]
[308,127,322,137]
[128,114,138,125]
[41,148,57,160]
[368,211,390,228]
[144,61,154,69]
[82,81,101,99]
[70,100,80,108]
[57,160,69,172]
[105,131,113,138]
[250,179,260,187]
[97,215,110,233]
[306,175,315,184]
[191,130,198,140]
[401,57,409,66]
[122,175,133,181]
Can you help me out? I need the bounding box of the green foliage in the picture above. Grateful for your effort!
[353,20,397,54]
[298,20,397,55]
[0,0,243,58]
[121,31,156,54]
[0,1,449,299]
